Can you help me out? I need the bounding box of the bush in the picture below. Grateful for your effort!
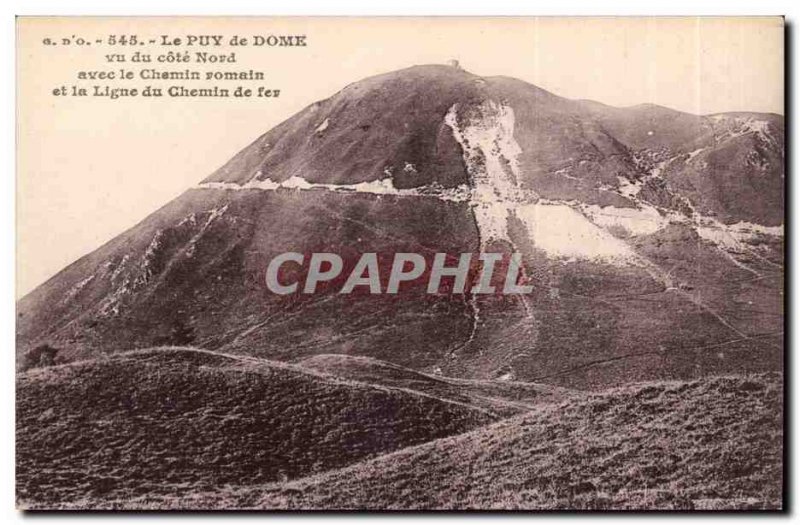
[20,344,63,371]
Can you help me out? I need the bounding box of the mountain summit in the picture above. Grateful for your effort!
[17,65,783,388]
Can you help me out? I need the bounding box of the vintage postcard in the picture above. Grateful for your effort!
[16,16,784,510]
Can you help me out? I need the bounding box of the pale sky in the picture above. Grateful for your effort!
[17,16,784,297]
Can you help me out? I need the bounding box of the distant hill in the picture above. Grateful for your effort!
[17,64,784,389]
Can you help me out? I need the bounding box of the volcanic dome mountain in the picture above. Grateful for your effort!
[17,64,784,389]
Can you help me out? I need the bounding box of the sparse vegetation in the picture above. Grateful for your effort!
[16,347,494,509]
[16,348,783,510]
[299,354,575,417]
[240,373,783,511]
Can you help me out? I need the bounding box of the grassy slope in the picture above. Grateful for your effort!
[111,373,781,510]
[298,354,575,417]
[16,347,496,509]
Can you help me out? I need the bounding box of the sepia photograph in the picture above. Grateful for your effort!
[14,15,785,511]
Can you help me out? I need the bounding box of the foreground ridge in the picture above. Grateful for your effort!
[18,349,781,510]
